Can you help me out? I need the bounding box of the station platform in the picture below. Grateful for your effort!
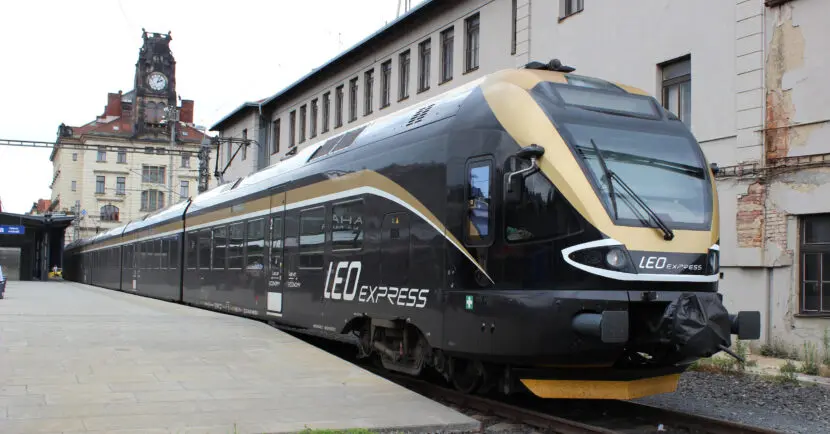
[0,281,480,433]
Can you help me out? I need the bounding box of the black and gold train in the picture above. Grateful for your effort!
[63,60,760,400]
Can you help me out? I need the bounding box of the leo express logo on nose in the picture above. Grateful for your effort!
[322,261,430,308]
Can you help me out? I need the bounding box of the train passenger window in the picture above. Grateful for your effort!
[504,158,581,242]
[246,219,265,270]
[465,158,493,244]
[228,222,245,269]
[198,230,212,269]
[331,200,363,251]
[146,241,154,269]
[212,226,227,270]
[156,239,164,269]
[299,207,325,268]
[186,231,197,270]
[170,237,179,269]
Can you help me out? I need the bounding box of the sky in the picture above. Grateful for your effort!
[0,0,425,214]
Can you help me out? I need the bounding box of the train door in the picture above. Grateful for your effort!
[265,191,286,319]
[380,212,410,289]
[443,156,495,356]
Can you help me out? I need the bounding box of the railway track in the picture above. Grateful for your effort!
[285,329,783,434]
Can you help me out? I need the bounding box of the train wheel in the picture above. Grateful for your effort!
[450,358,483,394]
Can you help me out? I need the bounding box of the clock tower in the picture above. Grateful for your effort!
[132,29,177,138]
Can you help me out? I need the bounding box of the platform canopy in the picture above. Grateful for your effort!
[0,212,74,281]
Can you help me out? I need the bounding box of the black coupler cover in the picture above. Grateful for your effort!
[657,292,732,359]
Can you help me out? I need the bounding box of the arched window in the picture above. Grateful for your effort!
[141,190,165,211]
[100,205,119,222]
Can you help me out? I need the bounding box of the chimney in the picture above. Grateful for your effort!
[180,99,194,124]
[105,92,122,117]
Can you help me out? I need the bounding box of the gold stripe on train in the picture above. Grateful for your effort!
[519,373,680,400]
[480,69,718,254]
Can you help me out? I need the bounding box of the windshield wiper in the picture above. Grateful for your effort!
[589,139,618,219]
[588,139,675,241]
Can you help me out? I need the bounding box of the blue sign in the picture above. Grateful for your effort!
[0,225,24,235]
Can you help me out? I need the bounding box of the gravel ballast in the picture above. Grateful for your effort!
[634,370,830,433]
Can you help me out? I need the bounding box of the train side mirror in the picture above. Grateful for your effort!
[516,144,545,161]
[710,162,720,175]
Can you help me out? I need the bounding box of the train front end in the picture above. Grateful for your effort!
[478,62,761,399]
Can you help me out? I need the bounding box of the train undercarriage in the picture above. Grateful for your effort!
[347,291,761,400]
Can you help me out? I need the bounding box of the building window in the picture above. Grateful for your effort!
[117,148,127,163]
[380,60,391,108]
[440,27,454,83]
[142,165,166,184]
[465,14,480,72]
[322,92,330,133]
[289,110,296,147]
[180,180,189,200]
[181,152,190,167]
[364,69,374,116]
[399,50,410,100]
[72,153,78,161]
[97,146,106,162]
[310,98,318,138]
[100,205,119,222]
[801,215,830,313]
[349,77,358,122]
[335,85,344,128]
[660,55,691,127]
[116,177,125,195]
[511,0,517,55]
[299,106,306,143]
[560,0,584,19]
[272,119,281,154]
[96,176,105,194]
[71,180,77,192]
[418,39,431,92]
[141,190,165,211]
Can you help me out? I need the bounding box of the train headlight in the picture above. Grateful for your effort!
[606,248,627,269]
[567,243,636,274]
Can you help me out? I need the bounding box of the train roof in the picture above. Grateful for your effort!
[68,64,652,250]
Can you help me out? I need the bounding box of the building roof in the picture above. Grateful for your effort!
[209,0,438,131]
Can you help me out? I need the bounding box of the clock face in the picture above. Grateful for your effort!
[147,72,167,91]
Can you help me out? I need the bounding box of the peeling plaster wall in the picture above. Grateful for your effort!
[765,0,830,160]
[759,0,830,348]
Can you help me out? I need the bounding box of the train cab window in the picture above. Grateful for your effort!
[331,200,364,251]
[299,207,325,268]
[228,222,245,270]
[186,231,197,270]
[504,157,581,242]
[465,158,493,245]
[246,219,265,270]
[212,226,227,270]
[198,229,212,269]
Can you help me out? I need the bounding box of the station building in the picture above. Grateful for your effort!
[48,31,213,244]
[210,0,830,352]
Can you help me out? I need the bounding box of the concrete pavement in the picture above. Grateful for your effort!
[0,280,480,433]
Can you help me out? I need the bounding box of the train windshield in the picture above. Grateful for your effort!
[532,82,713,230]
